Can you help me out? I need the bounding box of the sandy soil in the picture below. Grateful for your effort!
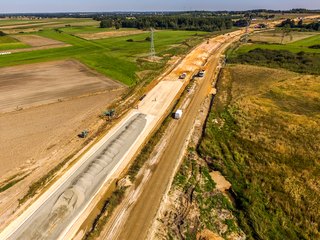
[197,229,224,240]
[12,34,65,47]
[0,60,123,113]
[76,30,145,40]
[0,22,58,29]
[210,171,231,193]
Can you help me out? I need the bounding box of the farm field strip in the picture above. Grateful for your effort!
[249,30,319,44]
[237,33,320,54]
[0,59,124,113]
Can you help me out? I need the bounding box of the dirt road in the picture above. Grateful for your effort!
[99,32,243,240]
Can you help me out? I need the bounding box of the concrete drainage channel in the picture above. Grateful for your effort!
[10,113,147,240]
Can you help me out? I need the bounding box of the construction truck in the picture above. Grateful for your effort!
[179,73,187,79]
[104,109,115,117]
[78,130,89,138]
[173,109,183,119]
[198,70,205,77]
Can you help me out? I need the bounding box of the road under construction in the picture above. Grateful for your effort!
[0,29,244,240]
[99,30,244,240]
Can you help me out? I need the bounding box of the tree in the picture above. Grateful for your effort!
[281,25,291,44]
[100,19,113,28]
[114,21,121,30]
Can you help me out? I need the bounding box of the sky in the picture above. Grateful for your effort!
[0,0,319,13]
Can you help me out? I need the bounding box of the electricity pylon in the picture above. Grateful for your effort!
[150,28,156,60]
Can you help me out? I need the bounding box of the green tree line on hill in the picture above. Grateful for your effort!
[277,19,320,31]
[99,15,234,32]
[228,48,320,75]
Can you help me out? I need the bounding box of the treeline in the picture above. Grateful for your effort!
[277,19,320,31]
[229,48,320,75]
[99,16,233,32]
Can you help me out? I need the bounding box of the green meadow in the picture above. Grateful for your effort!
[0,35,29,50]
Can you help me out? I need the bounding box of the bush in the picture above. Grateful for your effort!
[229,48,320,75]
[309,44,320,49]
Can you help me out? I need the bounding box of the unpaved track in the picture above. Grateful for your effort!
[100,32,242,240]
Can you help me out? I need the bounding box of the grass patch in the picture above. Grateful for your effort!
[0,35,28,50]
[198,64,320,240]
[84,187,126,240]
[0,174,29,193]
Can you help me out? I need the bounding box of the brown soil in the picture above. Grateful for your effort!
[0,90,125,229]
[0,60,123,113]
[12,34,65,47]
[77,30,145,40]
[0,59,125,229]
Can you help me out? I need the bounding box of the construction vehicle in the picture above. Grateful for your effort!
[198,70,205,77]
[78,130,89,138]
[139,94,147,101]
[179,73,187,79]
[173,109,183,119]
[104,109,115,117]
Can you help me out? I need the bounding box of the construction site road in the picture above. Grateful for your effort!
[100,31,243,240]
[0,29,243,240]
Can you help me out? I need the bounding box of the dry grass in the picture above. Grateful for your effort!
[248,30,319,44]
[76,30,145,40]
[199,64,320,239]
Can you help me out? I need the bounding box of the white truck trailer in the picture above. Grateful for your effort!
[174,109,183,119]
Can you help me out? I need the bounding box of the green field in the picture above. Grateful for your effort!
[199,64,320,240]
[0,35,29,50]
[236,34,320,54]
[0,29,209,85]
